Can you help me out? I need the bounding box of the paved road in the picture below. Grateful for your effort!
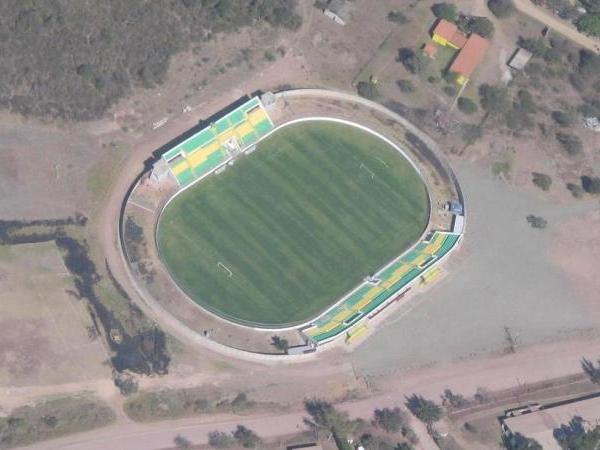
[513,0,600,54]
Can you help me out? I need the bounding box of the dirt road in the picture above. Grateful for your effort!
[513,0,600,54]
[18,336,600,450]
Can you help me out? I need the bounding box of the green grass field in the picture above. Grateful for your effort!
[157,121,429,326]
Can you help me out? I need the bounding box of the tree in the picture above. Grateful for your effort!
[460,16,495,37]
[577,14,600,37]
[526,215,547,229]
[304,398,356,439]
[271,335,289,353]
[233,425,261,448]
[443,85,457,97]
[479,84,509,115]
[405,395,442,431]
[502,432,542,449]
[357,81,379,100]
[441,389,468,409]
[457,97,478,114]
[398,48,426,74]
[461,124,483,146]
[488,0,515,18]
[581,175,600,194]
[531,173,552,191]
[555,132,583,155]
[431,3,458,22]
[388,11,409,24]
[516,90,536,114]
[553,416,600,449]
[208,430,235,448]
[373,407,408,433]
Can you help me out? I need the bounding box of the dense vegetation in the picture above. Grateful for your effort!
[0,0,301,121]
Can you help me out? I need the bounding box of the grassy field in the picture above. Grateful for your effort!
[157,121,429,326]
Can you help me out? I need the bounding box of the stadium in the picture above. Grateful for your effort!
[121,90,464,356]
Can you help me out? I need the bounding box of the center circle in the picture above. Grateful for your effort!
[156,119,430,327]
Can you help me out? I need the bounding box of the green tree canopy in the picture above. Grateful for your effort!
[431,3,458,21]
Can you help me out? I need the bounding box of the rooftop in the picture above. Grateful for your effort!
[504,395,600,449]
[449,34,490,78]
[433,19,468,48]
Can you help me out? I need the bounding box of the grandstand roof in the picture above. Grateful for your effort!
[432,19,468,48]
[449,34,490,79]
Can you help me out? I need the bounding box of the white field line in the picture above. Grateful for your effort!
[128,199,154,213]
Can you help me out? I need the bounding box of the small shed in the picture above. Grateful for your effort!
[323,0,354,26]
[423,43,438,59]
[448,200,464,215]
[508,48,533,70]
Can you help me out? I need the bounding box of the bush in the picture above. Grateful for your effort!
[208,430,235,448]
[233,425,261,448]
[357,81,379,100]
[516,89,536,114]
[555,132,583,155]
[457,97,478,114]
[431,3,458,21]
[398,48,426,74]
[388,11,409,24]
[526,215,547,229]
[397,79,415,92]
[551,111,574,127]
[373,407,408,433]
[581,175,600,194]
[531,173,552,191]
[487,0,515,18]
[460,16,495,37]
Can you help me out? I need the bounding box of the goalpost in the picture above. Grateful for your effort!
[359,162,375,179]
[217,261,233,278]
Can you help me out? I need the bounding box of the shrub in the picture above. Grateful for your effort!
[431,3,458,21]
[388,10,409,24]
[555,132,583,155]
[581,175,600,194]
[457,97,478,114]
[357,81,378,100]
[551,111,574,127]
[531,172,552,191]
[397,79,415,92]
[208,430,235,448]
[487,0,515,18]
[398,48,426,74]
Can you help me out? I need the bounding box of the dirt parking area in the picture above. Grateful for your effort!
[0,242,110,390]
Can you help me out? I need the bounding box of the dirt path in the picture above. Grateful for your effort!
[513,0,600,54]
[17,336,600,450]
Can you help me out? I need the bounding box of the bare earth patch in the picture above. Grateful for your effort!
[0,242,110,388]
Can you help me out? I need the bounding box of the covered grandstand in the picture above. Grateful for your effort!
[161,97,274,186]
[303,231,461,344]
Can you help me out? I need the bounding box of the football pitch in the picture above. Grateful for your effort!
[157,120,429,326]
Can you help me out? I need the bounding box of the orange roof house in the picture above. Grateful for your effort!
[430,18,490,86]
[448,34,490,85]
[432,19,467,49]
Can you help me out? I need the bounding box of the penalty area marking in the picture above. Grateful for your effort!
[218,262,233,277]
